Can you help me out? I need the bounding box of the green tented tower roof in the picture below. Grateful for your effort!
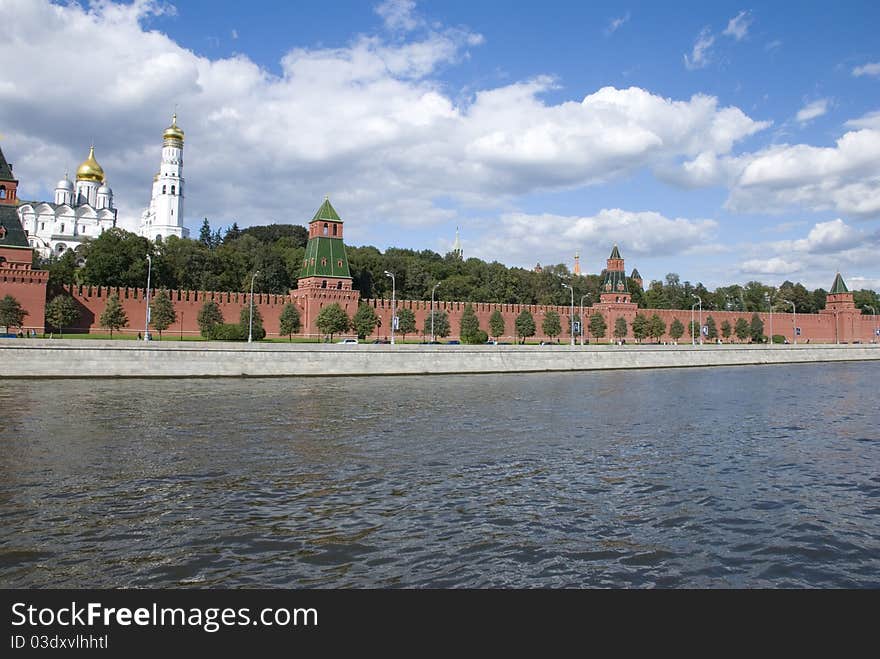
[630,268,641,279]
[311,198,342,222]
[829,272,849,294]
[0,146,15,182]
[0,205,31,249]
[609,244,621,259]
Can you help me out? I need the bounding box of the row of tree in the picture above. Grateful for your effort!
[32,221,879,315]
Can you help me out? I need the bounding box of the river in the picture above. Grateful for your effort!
[1,362,878,587]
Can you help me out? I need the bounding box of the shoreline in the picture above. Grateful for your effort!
[2,340,878,378]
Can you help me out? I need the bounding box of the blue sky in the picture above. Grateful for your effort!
[2,0,879,290]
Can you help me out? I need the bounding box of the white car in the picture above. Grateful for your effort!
[337,338,359,344]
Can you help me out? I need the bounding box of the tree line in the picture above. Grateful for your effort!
[31,220,879,316]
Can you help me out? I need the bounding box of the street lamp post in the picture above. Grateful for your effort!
[431,281,441,343]
[765,293,773,347]
[781,298,796,344]
[691,294,702,345]
[868,306,877,344]
[579,294,590,346]
[248,270,260,343]
[562,283,575,346]
[144,254,152,341]
[384,270,396,345]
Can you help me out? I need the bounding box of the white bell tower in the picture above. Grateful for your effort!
[140,113,189,240]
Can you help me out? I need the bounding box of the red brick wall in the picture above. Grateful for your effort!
[0,265,47,332]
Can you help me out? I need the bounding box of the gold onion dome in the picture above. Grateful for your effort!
[163,113,184,142]
[75,146,105,183]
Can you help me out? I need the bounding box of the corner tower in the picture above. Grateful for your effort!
[825,272,856,311]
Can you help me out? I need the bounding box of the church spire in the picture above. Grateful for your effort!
[452,226,462,259]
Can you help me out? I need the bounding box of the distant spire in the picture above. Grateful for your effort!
[453,226,462,258]
[573,250,581,275]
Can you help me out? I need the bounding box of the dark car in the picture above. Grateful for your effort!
[372,339,390,344]
[446,340,461,345]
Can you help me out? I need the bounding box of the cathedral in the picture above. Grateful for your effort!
[138,113,189,240]
[17,146,118,257]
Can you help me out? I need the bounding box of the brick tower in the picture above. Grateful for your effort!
[820,272,860,343]
[291,197,360,337]
[599,244,631,304]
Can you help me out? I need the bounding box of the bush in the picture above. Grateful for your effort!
[463,329,488,344]
[772,334,786,344]
[207,323,248,341]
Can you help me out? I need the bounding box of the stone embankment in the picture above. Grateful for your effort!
[2,340,878,378]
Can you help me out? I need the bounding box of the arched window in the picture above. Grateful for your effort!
[321,280,327,289]
[323,223,328,236]
[336,281,342,289]
[162,185,167,194]
[0,186,6,199]
[321,257,327,266]
[60,223,65,233]
[171,185,176,195]
[332,224,337,236]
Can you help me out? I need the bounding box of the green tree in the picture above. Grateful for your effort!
[80,228,153,288]
[149,290,177,340]
[705,315,718,341]
[460,304,483,343]
[515,310,536,344]
[750,313,765,343]
[721,319,732,341]
[489,309,505,340]
[423,309,450,339]
[99,294,128,338]
[199,218,213,246]
[316,303,350,340]
[632,313,649,342]
[279,303,302,341]
[613,316,628,341]
[397,307,416,342]
[239,304,265,340]
[648,314,666,342]
[0,295,27,331]
[197,300,224,337]
[352,304,379,340]
[542,310,562,340]
[44,295,80,338]
[734,317,750,342]
[589,312,607,341]
[669,317,685,341]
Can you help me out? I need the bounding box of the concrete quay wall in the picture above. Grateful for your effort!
[2,341,879,378]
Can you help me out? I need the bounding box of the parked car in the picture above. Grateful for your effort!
[371,339,390,344]
[337,338,358,344]
[446,340,461,345]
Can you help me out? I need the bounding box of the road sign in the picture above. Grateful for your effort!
[702,325,708,335]
[573,321,581,333]
[875,328,880,336]
[392,315,399,330]
[796,327,801,336]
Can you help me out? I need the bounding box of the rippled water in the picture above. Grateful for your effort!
[1,363,878,588]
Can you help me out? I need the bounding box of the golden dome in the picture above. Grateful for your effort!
[75,146,105,183]
[163,113,185,142]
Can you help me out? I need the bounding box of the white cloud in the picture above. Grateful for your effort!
[845,110,880,130]
[852,62,880,78]
[684,28,715,70]
[605,12,631,36]
[796,98,830,124]
[723,11,752,41]
[0,0,773,238]
[375,0,421,32]
[739,257,800,275]
[765,40,782,51]
[231,29,238,40]
[472,209,718,267]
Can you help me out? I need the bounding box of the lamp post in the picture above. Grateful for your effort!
[868,306,877,344]
[691,294,702,345]
[562,283,575,346]
[580,293,590,346]
[144,254,152,341]
[781,298,795,344]
[765,293,773,347]
[384,270,396,345]
[248,270,260,343]
[431,281,441,343]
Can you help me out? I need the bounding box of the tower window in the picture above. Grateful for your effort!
[41,223,45,231]
[321,280,327,289]
[336,281,342,289]
[60,223,65,233]
[171,185,175,195]
[162,185,167,194]
[323,223,328,236]
[332,224,337,236]
[321,257,327,266]
[337,259,343,268]
[0,186,5,199]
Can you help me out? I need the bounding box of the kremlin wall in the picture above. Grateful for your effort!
[1,132,877,346]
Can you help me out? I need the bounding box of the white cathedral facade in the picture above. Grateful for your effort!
[18,113,189,257]
[18,146,118,257]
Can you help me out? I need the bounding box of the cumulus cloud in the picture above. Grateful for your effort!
[723,11,752,41]
[375,0,421,32]
[684,28,715,70]
[605,12,631,36]
[852,62,880,77]
[472,209,718,266]
[796,98,830,124]
[0,0,773,240]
